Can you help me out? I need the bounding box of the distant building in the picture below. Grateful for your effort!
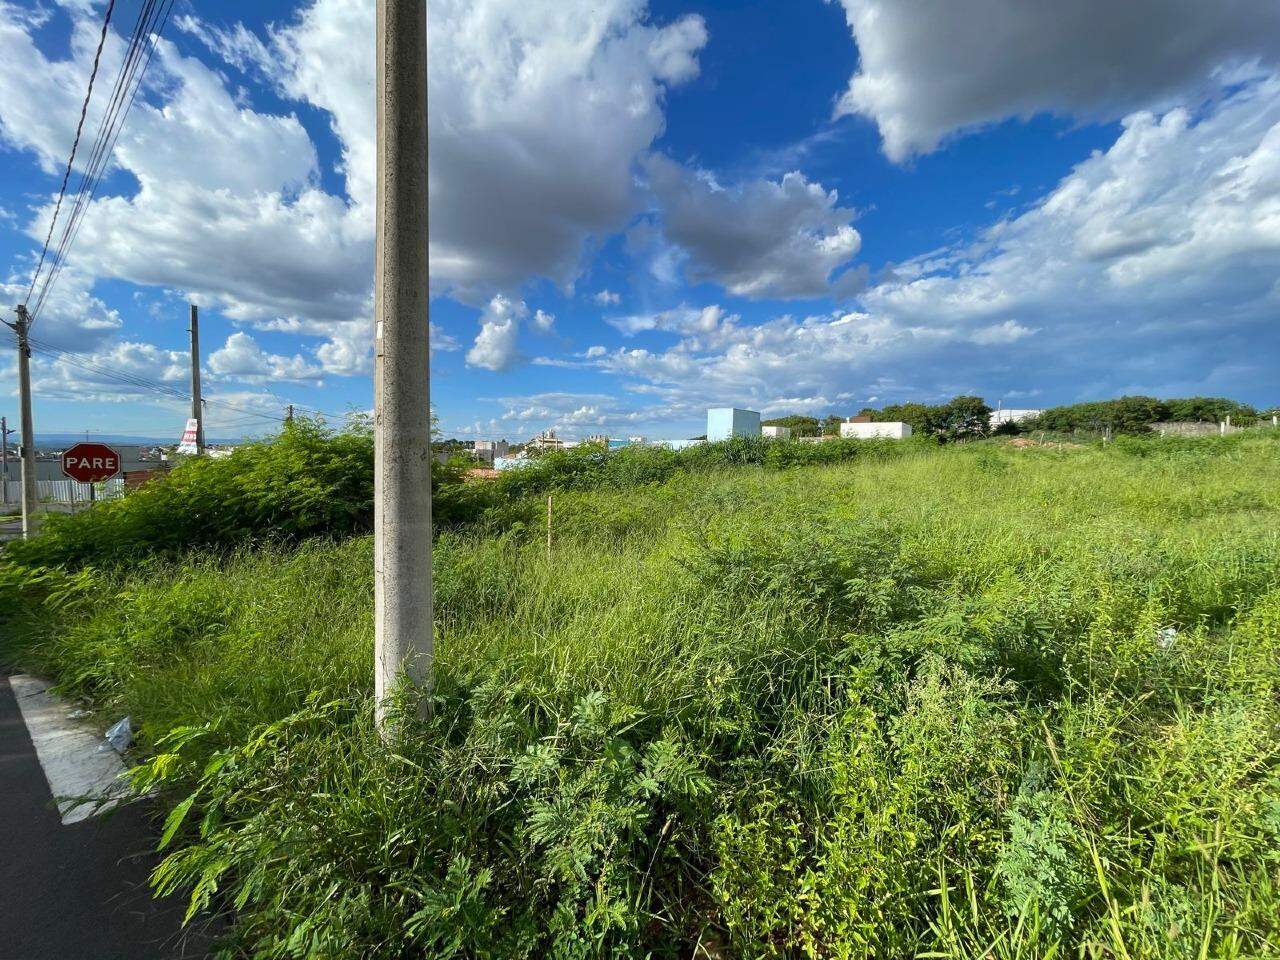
[989,408,1042,427]
[761,424,791,439]
[707,407,761,441]
[527,430,565,451]
[473,439,510,466]
[840,420,913,439]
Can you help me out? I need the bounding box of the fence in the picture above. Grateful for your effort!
[1,477,125,505]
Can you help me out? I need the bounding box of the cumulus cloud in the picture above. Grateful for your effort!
[828,0,1280,161]
[863,78,1280,367]
[24,338,188,405]
[589,307,992,414]
[589,78,1280,413]
[592,290,622,306]
[463,296,559,370]
[466,295,525,371]
[0,5,369,366]
[264,0,708,297]
[645,156,864,299]
[456,391,679,440]
[207,332,323,384]
[2,0,708,381]
[606,304,729,338]
[0,269,121,350]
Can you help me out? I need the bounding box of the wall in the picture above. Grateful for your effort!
[840,421,913,439]
[707,408,761,441]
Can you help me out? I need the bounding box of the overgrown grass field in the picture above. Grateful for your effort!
[4,434,1280,958]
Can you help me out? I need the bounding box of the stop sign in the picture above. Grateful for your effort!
[61,442,121,483]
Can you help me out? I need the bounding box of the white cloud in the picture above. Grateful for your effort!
[265,0,708,298]
[206,332,323,384]
[455,390,679,440]
[828,0,1280,161]
[587,79,1280,413]
[645,156,865,299]
[590,308,971,413]
[863,79,1280,353]
[0,269,121,349]
[1,0,708,384]
[606,303,729,339]
[466,295,525,371]
[592,289,622,306]
[530,309,557,335]
[25,338,188,405]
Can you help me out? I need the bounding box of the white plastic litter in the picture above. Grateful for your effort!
[104,716,134,753]
[1156,626,1178,650]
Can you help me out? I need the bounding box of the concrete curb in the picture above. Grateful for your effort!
[8,674,131,824]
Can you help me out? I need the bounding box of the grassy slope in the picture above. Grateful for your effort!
[5,436,1280,958]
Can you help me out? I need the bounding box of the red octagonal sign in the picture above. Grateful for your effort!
[62,442,121,484]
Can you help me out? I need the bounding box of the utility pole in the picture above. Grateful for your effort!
[188,304,205,455]
[374,0,432,730]
[11,305,39,538]
[1,416,11,507]
[285,404,294,424]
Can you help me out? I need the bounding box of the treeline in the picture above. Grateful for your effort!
[766,394,1277,440]
[1025,396,1266,434]
[2,420,923,572]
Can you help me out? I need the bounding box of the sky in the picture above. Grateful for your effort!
[1,0,1278,442]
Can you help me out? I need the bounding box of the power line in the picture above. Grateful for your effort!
[33,0,174,324]
[27,336,289,425]
[27,333,190,402]
[28,0,179,327]
[23,0,117,307]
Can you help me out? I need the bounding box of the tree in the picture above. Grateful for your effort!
[877,402,934,434]
[935,395,993,441]
[761,415,821,437]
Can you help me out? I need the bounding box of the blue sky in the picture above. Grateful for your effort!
[2,0,1278,442]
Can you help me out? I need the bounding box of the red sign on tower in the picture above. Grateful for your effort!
[61,442,121,484]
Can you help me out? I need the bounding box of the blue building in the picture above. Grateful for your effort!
[707,408,761,441]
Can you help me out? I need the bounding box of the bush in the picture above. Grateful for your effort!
[0,419,504,571]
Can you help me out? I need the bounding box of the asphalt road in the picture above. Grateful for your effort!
[0,678,220,960]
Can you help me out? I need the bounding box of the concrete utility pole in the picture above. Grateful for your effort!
[374,0,432,730]
[1,416,10,507]
[12,305,39,538]
[188,305,205,455]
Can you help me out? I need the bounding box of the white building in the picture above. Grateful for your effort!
[989,408,1042,427]
[707,407,761,441]
[761,424,792,439]
[527,430,565,451]
[840,420,913,440]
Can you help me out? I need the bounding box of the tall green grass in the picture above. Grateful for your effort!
[3,435,1280,958]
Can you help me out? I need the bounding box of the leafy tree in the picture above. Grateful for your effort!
[876,403,935,434]
[761,415,821,437]
[1165,397,1256,424]
[933,395,993,441]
